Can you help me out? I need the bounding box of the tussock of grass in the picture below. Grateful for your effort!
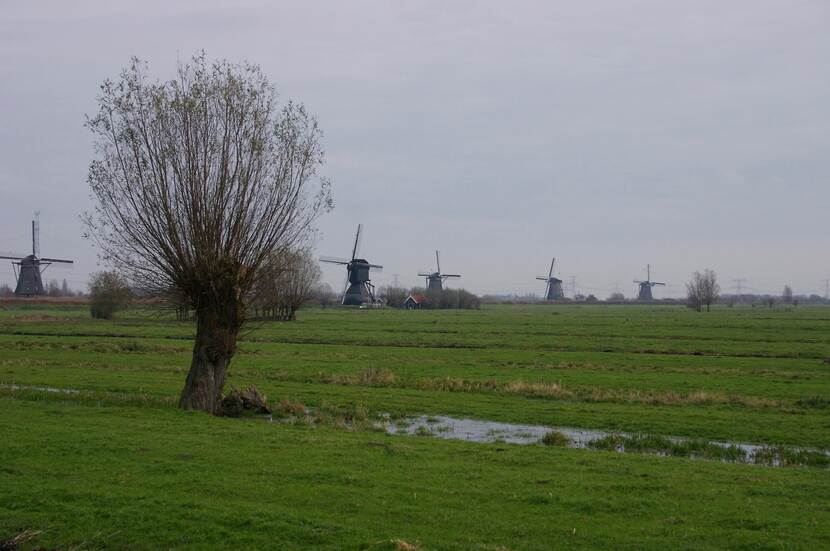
[274,398,307,417]
[411,377,573,399]
[317,370,780,410]
[541,431,571,446]
[414,426,432,437]
[503,380,571,398]
[326,368,398,386]
[587,388,780,409]
[311,402,373,431]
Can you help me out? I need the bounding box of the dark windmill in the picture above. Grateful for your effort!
[634,264,665,301]
[417,250,460,291]
[320,224,383,305]
[1,214,74,296]
[536,257,564,300]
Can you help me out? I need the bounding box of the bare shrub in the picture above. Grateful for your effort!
[686,269,720,312]
[88,271,132,319]
[251,247,321,321]
[379,286,409,308]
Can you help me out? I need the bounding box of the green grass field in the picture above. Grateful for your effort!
[1,303,829,549]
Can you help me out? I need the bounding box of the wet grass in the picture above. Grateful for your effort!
[588,434,749,463]
[753,445,830,468]
[585,434,830,468]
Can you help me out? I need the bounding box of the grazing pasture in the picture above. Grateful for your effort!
[1,303,829,549]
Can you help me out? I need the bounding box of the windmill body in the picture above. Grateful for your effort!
[425,274,443,291]
[544,278,564,300]
[536,257,564,300]
[344,258,375,305]
[320,224,383,306]
[14,255,46,295]
[1,215,74,297]
[634,264,665,301]
[417,251,460,292]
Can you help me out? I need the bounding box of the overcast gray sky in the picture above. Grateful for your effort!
[1,0,828,297]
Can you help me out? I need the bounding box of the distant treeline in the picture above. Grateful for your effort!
[478,293,829,307]
[379,286,480,309]
[0,278,82,299]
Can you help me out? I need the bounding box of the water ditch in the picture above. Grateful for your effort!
[381,414,830,468]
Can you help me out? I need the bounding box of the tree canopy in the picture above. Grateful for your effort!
[85,53,331,412]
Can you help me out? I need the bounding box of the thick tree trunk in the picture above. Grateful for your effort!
[179,303,242,414]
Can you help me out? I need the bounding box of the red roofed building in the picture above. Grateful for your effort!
[403,293,428,309]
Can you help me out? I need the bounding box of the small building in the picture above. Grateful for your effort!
[404,294,428,309]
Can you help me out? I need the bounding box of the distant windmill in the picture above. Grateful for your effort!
[418,250,460,291]
[1,213,74,296]
[320,224,383,305]
[634,264,665,301]
[536,257,564,300]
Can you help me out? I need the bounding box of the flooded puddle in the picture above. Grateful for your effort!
[386,415,604,446]
[383,414,830,468]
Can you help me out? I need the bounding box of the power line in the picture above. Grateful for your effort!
[731,278,747,295]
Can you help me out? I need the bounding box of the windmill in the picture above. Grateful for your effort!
[536,257,564,300]
[1,213,74,296]
[634,264,665,301]
[320,224,383,305]
[417,250,460,291]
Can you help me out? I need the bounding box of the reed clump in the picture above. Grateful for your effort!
[588,434,747,462]
[541,431,571,446]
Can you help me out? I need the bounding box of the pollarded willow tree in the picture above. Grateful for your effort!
[84,54,332,413]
